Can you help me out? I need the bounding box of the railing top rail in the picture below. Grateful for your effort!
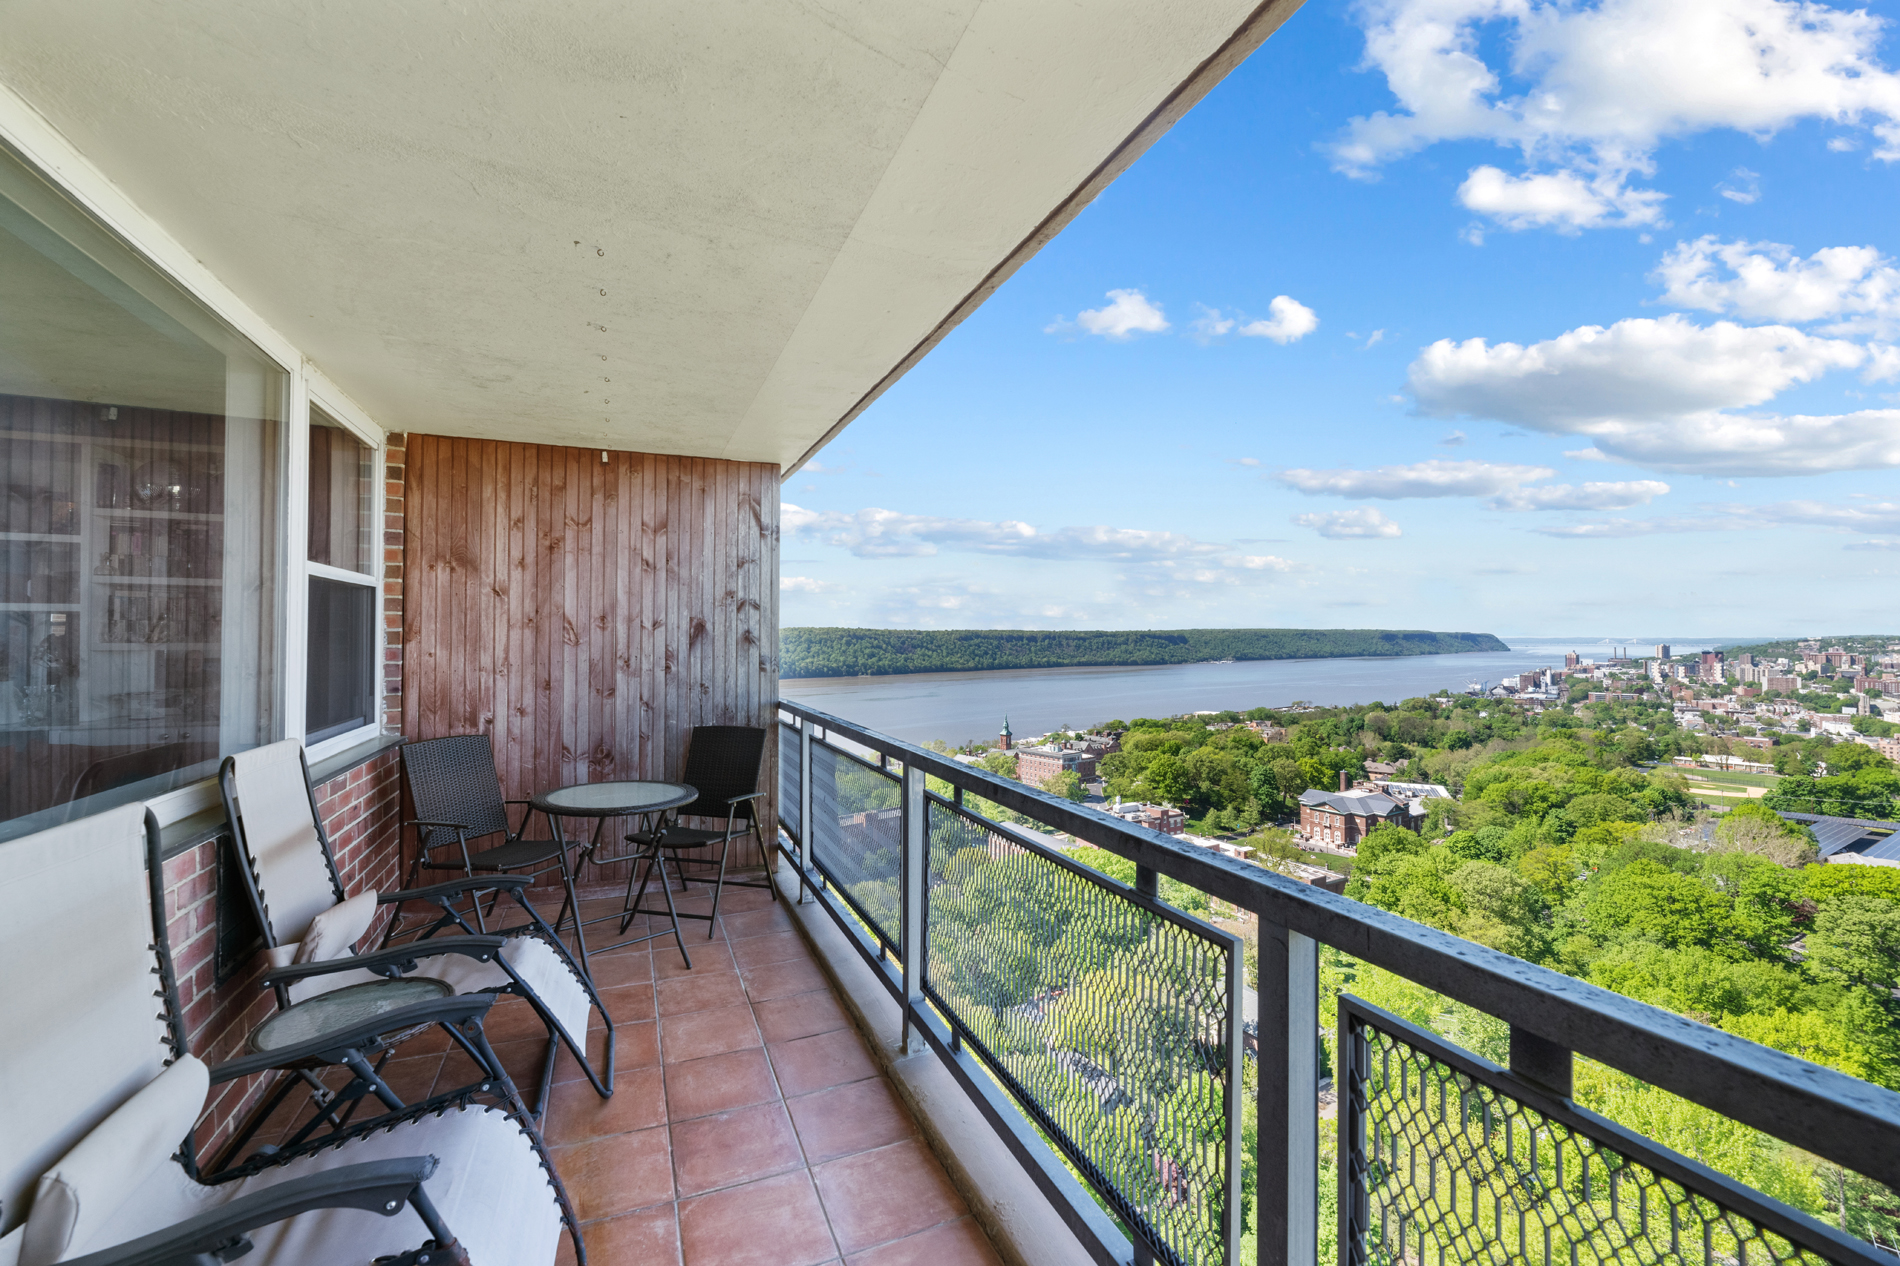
[777,699,1900,1190]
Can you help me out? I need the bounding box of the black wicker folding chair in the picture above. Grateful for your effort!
[395,734,577,940]
[618,725,774,939]
[217,741,613,1133]
[0,804,584,1266]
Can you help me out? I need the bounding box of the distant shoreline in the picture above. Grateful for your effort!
[781,627,1509,680]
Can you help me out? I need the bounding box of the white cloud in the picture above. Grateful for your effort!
[780,576,841,593]
[1275,458,1555,498]
[1486,480,1671,511]
[1565,446,1609,460]
[1295,508,1403,539]
[1716,167,1761,204]
[1333,0,1900,231]
[1407,314,1899,473]
[1439,430,1467,446]
[1238,295,1319,343]
[1051,288,1169,340]
[1364,329,1386,348]
[1653,236,1900,333]
[1846,539,1900,550]
[782,505,1300,591]
[1190,305,1236,340]
[1534,498,1900,536]
[1457,165,1665,231]
[1865,344,1900,382]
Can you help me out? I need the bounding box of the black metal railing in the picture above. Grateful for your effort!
[1339,997,1887,1266]
[779,710,1240,1266]
[776,702,1900,1266]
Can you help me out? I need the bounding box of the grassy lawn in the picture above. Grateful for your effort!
[1676,767,1780,788]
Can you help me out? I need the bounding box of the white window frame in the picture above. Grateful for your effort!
[296,382,387,764]
[0,87,392,824]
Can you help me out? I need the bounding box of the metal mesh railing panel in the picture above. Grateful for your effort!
[777,722,801,841]
[924,799,1233,1266]
[807,740,901,948]
[1344,1003,1862,1266]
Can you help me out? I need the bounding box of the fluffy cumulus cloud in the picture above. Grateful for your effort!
[1407,314,1900,474]
[1654,237,1900,334]
[1295,507,1403,538]
[1238,296,1320,343]
[1486,480,1670,511]
[1049,289,1169,339]
[780,576,841,593]
[1190,297,1319,343]
[1276,459,1555,498]
[1456,165,1665,232]
[782,504,1298,591]
[1333,0,1900,231]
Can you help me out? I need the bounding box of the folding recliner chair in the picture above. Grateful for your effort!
[0,804,582,1266]
[218,740,613,1122]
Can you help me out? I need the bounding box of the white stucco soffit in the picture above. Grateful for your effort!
[0,0,1296,470]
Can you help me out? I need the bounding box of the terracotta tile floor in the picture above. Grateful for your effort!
[232,882,1002,1266]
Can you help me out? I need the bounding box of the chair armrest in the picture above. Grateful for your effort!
[210,995,499,1083]
[261,936,506,989]
[723,791,765,806]
[378,875,531,905]
[406,817,472,839]
[61,1156,440,1266]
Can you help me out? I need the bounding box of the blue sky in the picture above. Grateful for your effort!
[781,0,1900,639]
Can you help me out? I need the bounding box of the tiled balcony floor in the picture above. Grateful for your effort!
[241,882,1002,1266]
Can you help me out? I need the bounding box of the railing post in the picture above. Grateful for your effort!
[1509,1025,1573,1099]
[900,762,926,1056]
[1258,920,1318,1266]
[798,721,813,903]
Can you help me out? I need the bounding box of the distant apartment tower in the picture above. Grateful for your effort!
[1654,643,1671,659]
[1565,651,1579,669]
[1765,675,1799,694]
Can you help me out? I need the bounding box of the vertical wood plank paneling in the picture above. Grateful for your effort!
[402,438,780,880]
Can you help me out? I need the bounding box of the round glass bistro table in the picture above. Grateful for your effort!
[529,780,697,972]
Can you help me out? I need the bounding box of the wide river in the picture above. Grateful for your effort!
[779,635,1741,745]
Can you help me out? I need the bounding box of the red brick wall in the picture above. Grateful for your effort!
[383,434,406,735]
[162,745,405,1153]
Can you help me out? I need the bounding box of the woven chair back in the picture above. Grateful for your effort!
[401,734,513,843]
[678,726,766,820]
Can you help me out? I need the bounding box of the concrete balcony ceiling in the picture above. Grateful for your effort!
[0,0,1294,471]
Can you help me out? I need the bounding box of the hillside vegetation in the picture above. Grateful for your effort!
[782,627,1507,678]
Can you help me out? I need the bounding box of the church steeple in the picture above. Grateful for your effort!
[999,717,1013,751]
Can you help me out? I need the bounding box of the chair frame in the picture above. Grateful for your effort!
[216,747,614,1140]
[393,734,578,941]
[612,725,776,943]
[83,812,591,1266]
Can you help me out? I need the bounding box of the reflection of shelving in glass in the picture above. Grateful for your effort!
[0,610,79,727]
[100,584,222,645]
[2,436,82,536]
[95,516,221,579]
